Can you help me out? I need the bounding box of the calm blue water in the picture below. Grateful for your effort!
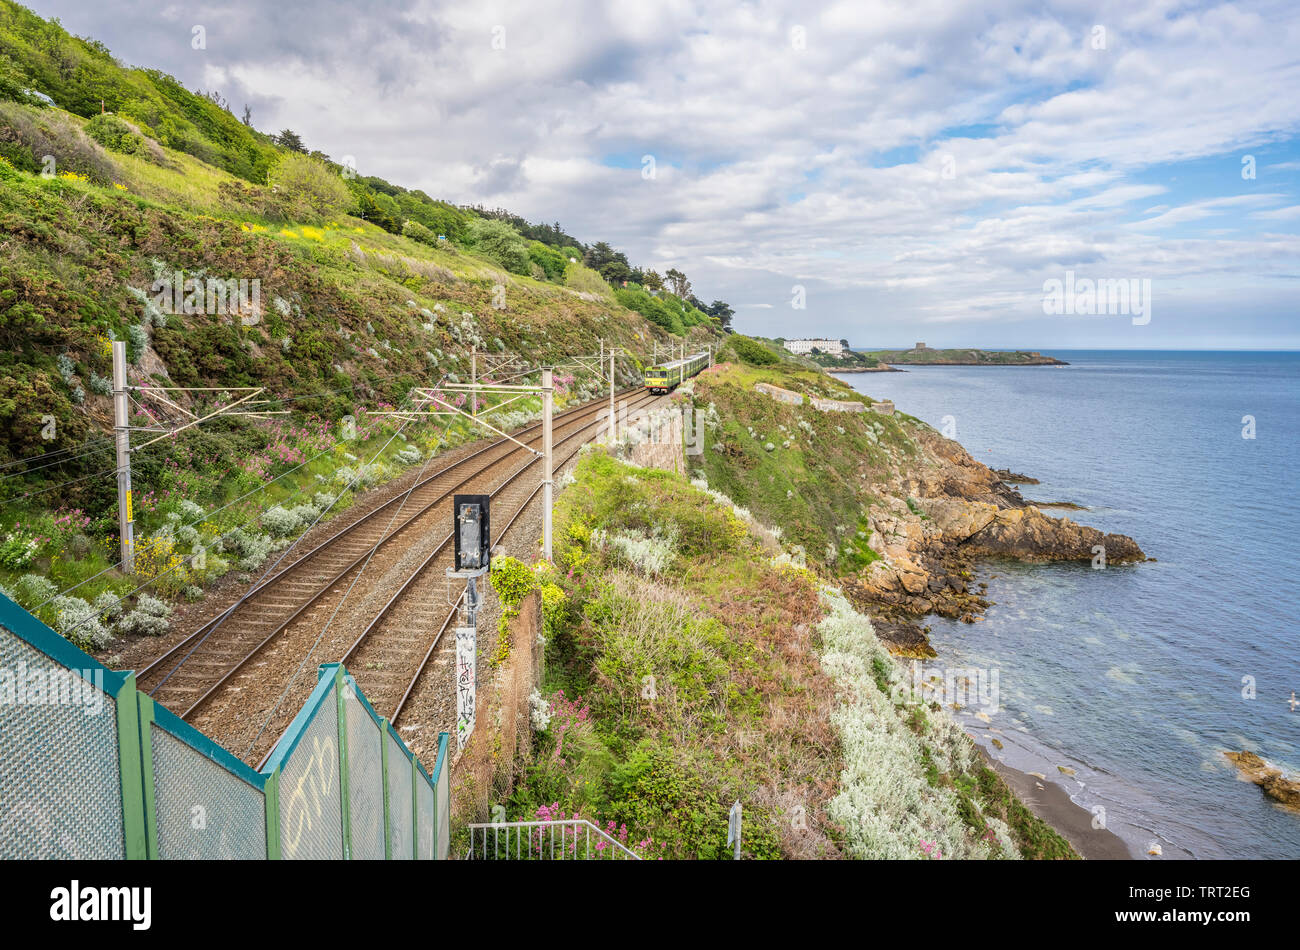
[839,351,1300,859]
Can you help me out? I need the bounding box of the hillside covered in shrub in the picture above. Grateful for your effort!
[500,451,1075,859]
[0,0,730,650]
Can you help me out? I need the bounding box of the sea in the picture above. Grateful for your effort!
[837,350,1300,860]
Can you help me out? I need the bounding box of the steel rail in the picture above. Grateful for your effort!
[179,389,656,722]
[385,395,639,724]
[135,387,639,689]
[252,389,664,770]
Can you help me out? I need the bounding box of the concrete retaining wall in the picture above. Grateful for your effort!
[755,382,804,405]
[810,396,867,413]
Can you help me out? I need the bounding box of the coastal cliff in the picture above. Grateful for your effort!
[846,425,1143,653]
[692,349,1143,657]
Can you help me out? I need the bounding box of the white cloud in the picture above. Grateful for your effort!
[33,0,1300,345]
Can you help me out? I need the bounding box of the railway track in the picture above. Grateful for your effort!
[133,387,660,761]
[344,392,623,729]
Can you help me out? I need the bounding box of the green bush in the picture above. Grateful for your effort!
[85,113,143,155]
[615,287,683,335]
[402,219,436,246]
[490,555,535,610]
[0,51,41,106]
[465,217,530,274]
[396,194,467,243]
[527,241,569,281]
[266,152,352,222]
[727,335,778,366]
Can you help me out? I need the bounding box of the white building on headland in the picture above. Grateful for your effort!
[783,338,844,356]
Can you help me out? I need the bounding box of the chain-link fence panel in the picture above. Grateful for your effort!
[343,685,384,859]
[277,682,343,860]
[0,625,124,859]
[150,722,266,859]
[386,732,412,860]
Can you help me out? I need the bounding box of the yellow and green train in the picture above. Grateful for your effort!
[644,351,710,394]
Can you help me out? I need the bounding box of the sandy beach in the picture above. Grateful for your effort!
[979,748,1133,859]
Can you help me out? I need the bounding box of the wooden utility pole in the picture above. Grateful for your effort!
[541,369,554,561]
[112,341,134,572]
[608,349,616,444]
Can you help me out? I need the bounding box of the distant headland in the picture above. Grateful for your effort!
[834,342,1068,370]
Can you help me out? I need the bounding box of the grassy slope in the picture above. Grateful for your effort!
[506,451,1075,859]
[0,92,713,645]
[690,352,920,574]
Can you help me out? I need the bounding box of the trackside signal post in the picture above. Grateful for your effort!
[448,494,491,751]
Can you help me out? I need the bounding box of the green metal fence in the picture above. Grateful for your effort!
[0,592,450,860]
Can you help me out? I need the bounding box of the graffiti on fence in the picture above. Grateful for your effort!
[281,733,337,857]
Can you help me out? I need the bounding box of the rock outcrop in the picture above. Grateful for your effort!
[843,426,1144,655]
[963,506,1145,563]
[992,468,1039,484]
[1225,751,1300,810]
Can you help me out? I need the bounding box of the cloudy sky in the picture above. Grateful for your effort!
[34,0,1300,348]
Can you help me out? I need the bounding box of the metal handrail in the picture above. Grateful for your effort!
[465,819,641,860]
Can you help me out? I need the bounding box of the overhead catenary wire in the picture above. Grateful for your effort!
[0,367,430,485]
[0,352,615,496]
[0,436,116,475]
[4,464,127,505]
[31,428,361,610]
[23,352,629,641]
[29,374,530,611]
[242,387,464,759]
[147,381,444,699]
[0,441,118,484]
[42,381,455,639]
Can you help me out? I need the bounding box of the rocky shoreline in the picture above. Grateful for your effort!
[827,363,905,373]
[843,426,1145,657]
[1225,751,1300,810]
[838,421,1148,856]
[860,350,1069,367]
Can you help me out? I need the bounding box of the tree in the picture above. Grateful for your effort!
[600,260,632,286]
[528,242,569,281]
[241,104,252,126]
[198,88,230,111]
[708,300,735,331]
[642,269,664,292]
[466,217,530,274]
[584,241,625,271]
[664,268,691,299]
[0,52,42,106]
[356,189,401,233]
[275,129,307,152]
